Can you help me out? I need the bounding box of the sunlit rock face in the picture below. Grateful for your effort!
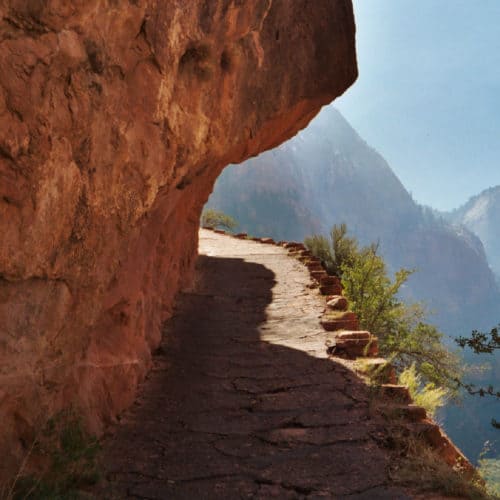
[0,0,357,479]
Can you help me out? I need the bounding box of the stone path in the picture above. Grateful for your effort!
[98,229,411,499]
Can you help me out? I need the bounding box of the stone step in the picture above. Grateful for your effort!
[355,357,396,383]
[311,270,328,282]
[332,336,378,358]
[326,295,348,311]
[325,328,378,358]
[319,284,343,296]
[283,242,304,249]
[321,314,359,332]
[306,262,324,272]
[260,237,276,244]
[337,330,370,340]
[320,276,341,286]
[390,404,427,422]
[379,384,412,403]
[406,421,474,476]
[286,245,306,253]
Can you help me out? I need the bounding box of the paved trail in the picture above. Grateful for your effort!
[99,230,410,499]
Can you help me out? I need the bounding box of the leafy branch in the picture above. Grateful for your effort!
[454,325,500,402]
[456,326,500,354]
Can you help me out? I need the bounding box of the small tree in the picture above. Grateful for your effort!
[306,224,462,408]
[201,209,238,232]
[304,235,334,272]
[305,223,357,276]
[342,240,460,394]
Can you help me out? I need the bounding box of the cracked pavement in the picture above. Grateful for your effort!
[97,230,412,499]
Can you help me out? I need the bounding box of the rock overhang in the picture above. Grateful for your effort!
[0,0,357,481]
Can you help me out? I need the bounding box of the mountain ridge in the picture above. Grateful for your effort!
[445,185,500,280]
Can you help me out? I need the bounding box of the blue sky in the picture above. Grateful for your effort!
[335,0,500,211]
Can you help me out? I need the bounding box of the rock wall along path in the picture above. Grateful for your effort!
[98,229,411,499]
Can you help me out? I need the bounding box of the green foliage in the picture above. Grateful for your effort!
[455,325,500,400]
[304,235,334,272]
[306,224,462,396]
[457,325,500,354]
[304,223,357,276]
[9,409,101,500]
[399,363,449,417]
[340,243,413,336]
[200,209,238,232]
[330,223,359,273]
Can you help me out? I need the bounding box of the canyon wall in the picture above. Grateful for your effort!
[0,0,357,479]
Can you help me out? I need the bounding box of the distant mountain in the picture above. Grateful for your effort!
[447,186,500,280]
[207,106,499,332]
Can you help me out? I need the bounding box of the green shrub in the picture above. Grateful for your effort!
[7,409,101,500]
[305,223,357,276]
[399,363,449,417]
[200,209,238,232]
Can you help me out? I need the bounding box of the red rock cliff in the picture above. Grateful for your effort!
[0,0,357,478]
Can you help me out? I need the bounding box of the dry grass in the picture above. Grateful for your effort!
[385,421,495,499]
[0,409,100,500]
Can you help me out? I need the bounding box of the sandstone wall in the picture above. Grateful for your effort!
[0,0,356,478]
